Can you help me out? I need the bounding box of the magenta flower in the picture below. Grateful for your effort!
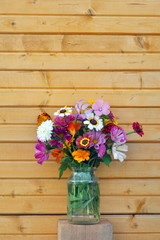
[110,126,127,143]
[132,122,144,137]
[92,99,110,116]
[54,115,75,127]
[98,144,106,158]
[88,130,106,149]
[75,100,92,120]
[76,133,93,149]
[35,140,50,164]
[53,127,72,142]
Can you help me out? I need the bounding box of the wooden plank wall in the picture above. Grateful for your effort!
[0,0,160,239]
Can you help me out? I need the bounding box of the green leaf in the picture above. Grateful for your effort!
[102,154,112,166]
[58,162,68,179]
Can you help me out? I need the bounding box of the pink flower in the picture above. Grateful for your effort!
[75,100,92,120]
[110,126,127,143]
[88,130,106,149]
[35,140,50,164]
[76,133,92,149]
[98,144,106,158]
[92,99,110,116]
[54,115,75,127]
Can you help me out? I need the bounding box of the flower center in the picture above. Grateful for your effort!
[90,118,98,125]
[93,139,98,144]
[60,109,66,113]
[80,138,89,146]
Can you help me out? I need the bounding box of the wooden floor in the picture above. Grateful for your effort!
[0,1,160,239]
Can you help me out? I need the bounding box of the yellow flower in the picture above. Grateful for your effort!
[72,149,90,163]
[104,118,118,125]
[37,113,51,126]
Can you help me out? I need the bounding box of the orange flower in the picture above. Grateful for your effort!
[67,122,81,136]
[52,149,64,163]
[72,149,90,163]
[37,113,51,126]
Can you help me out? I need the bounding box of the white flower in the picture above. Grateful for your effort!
[54,106,72,117]
[37,120,53,142]
[112,142,128,162]
[84,113,103,131]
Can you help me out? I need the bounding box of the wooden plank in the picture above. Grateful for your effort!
[0,234,159,240]
[0,179,160,196]
[0,53,160,70]
[0,143,158,161]
[0,89,159,107]
[0,195,159,214]
[0,215,160,234]
[1,35,160,53]
[0,107,159,124]
[0,71,160,89]
[0,0,160,16]
[0,124,159,142]
[0,161,159,179]
[114,234,160,240]
[0,16,160,34]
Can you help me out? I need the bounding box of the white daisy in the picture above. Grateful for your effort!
[54,106,72,117]
[37,120,53,142]
[84,113,103,131]
[112,142,128,162]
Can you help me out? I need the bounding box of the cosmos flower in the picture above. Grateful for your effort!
[98,144,106,158]
[92,99,110,116]
[37,120,53,142]
[75,100,92,120]
[84,113,103,131]
[35,140,50,164]
[88,130,106,149]
[110,126,127,143]
[112,142,128,162]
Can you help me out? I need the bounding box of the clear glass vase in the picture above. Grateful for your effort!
[67,167,100,224]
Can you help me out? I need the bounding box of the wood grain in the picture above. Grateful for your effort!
[0,16,160,34]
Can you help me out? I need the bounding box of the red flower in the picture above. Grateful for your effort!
[132,122,144,137]
[52,149,64,163]
[103,123,116,134]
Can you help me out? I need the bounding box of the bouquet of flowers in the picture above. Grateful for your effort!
[34,99,144,178]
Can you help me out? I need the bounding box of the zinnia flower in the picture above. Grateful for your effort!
[37,112,51,126]
[72,149,90,163]
[103,123,116,134]
[92,99,110,116]
[37,120,53,142]
[35,140,50,164]
[53,127,72,142]
[54,115,75,127]
[76,133,92,149]
[84,113,103,131]
[110,126,127,143]
[112,142,128,162]
[54,106,72,117]
[132,122,144,137]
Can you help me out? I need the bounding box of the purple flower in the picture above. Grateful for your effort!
[92,99,110,116]
[110,126,127,143]
[98,144,106,158]
[108,111,114,121]
[75,100,92,120]
[53,127,72,142]
[88,130,106,149]
[35,140,50,164]
[49,139,63,148]
[54,115,75,127]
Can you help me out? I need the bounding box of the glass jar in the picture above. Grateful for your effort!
[67,167,100,224]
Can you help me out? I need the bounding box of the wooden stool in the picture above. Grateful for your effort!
[58,218,113,240]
